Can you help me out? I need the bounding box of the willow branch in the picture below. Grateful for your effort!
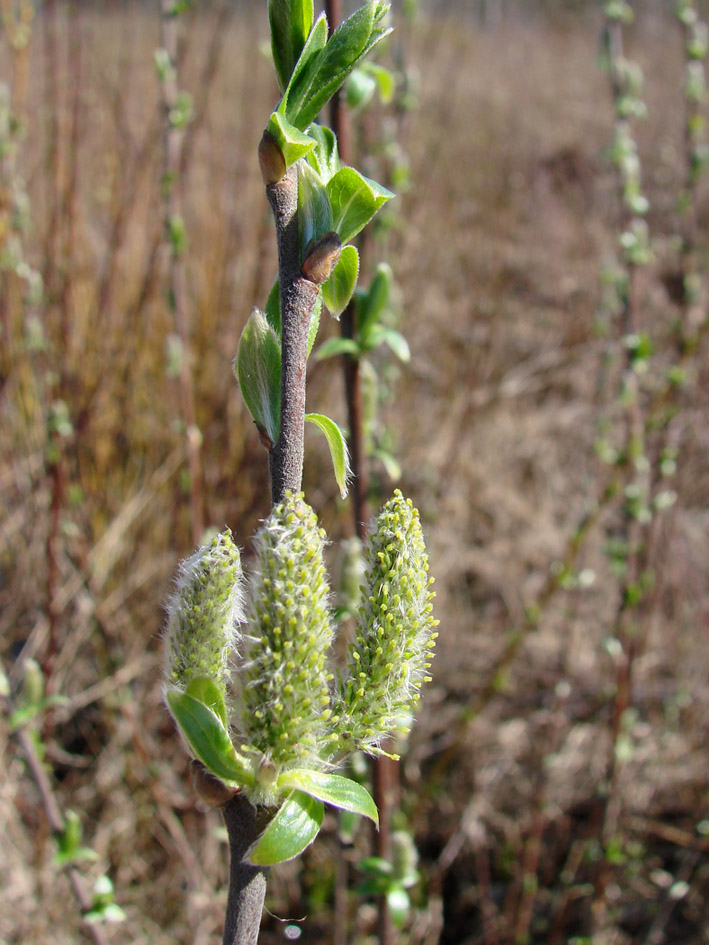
[221,794,270,945]
[265,163,320,503]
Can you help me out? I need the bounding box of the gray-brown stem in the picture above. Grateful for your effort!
[266,163,320,503]
[221,795,270,945]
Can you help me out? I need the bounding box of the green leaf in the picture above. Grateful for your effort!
[305,124,339,183]
[277,769,379,825]
[299,162,334,259]
[235,309,281,446]
[364,62,395,104]
[165,689,253,786]
[279,13,328,123]
[265,279,281,337]
[282,4,392,130]
[185,677,227,727]
[327,167,393,244]
[305,413,351,499]
[266,110,316,170]
[358,262,394,337]
[247,791,323,865]
[315,336,361,361]
[307,291,322,356]
[346,67,377,111]
[366,326,410,362]
[322,245,359,318]
[269,0,314,93]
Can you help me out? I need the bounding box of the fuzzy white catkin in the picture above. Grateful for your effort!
[240,492,335,770]
[164,529,245,702]
[336,490,438,752]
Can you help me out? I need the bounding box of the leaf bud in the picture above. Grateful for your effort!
[258,130,286,186]
[301,231,342,285]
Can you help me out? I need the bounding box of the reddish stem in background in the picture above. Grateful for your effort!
[325,4,396,945]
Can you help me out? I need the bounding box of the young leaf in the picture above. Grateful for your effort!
[363,62,396,104]
[358,262,394,338]
[365,325,410,362]
[299,163,334,260]
[265,279,281,337]
[185,676,227,727]
[247,791,324,865]
[269,0,314,93]
[235,309,281,446]
[279,13,329,121]
[165,689,253,787]
[266,110,316,171]
[346,66,377,112]
[282,4,392,130]
[322,244,359,318]
[315,336,361,361]
[305,124,340,183]
[277,769,379,825]
[307,292,323,356]
[327,167,394,244]
[305,412,351,498]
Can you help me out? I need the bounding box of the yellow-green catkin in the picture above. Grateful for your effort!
[336,490,437,751]
[165,529,244,702]
[241,492,335,769]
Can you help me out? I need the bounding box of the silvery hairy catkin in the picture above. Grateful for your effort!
[241,492,335,770]
[336,490,437,751]
[165,529,244,701]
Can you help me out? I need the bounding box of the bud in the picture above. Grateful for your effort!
[301,231,342,285]
[191,760,238,808]
[336,490,437,751]
[241,493,335,773]
[258,130,286,186]
[164,529,244,703]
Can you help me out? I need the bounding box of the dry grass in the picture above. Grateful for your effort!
[1,4,708,944]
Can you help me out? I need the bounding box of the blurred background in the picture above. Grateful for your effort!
[1,1,708,943]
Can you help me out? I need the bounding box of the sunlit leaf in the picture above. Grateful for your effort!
[165,689,252,786]
[305,124,340,182]
[305,413,351,498]
[299,163,334,258]
[185,676,227,727]
[366,326,410,362]
[269,0,315,92]
[277,769,379,825]
[322,245,359,318]
[327,166,393,244]
[305,413,352,499]
[358,262,394,338]
[235,309,281,447]
[315,336,361,361]
[247,791,323,865]
[266,110,316,170]
[282,5,392,130]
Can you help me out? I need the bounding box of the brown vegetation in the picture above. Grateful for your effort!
[1,4,708,944]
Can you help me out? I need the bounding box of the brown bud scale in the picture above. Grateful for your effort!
[258,130,286,186]
[301,231,342,285]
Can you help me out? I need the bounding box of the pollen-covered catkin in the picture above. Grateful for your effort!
[165,529,244,702]
[241,492,335,768]
[336,490,437,751]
